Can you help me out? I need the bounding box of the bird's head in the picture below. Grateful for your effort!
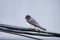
[25,15,31,20]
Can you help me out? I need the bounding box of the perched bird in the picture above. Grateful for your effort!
[25,15,46,31]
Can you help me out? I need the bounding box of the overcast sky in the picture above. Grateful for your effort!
[0,0,60,40]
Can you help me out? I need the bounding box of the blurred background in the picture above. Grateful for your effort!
[0,0,60,40]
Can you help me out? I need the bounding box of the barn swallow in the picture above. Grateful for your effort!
[25,15,46,31]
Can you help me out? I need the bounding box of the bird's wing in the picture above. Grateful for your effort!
[27,17,40,27]
[27,17,46,30]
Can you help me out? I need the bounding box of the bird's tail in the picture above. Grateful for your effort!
[38,26,46,31]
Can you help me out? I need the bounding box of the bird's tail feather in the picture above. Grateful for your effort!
[38,26,46,31]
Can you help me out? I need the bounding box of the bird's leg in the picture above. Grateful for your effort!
[33,27,38,31]
[33,27,36,30]
[33,27,41,33]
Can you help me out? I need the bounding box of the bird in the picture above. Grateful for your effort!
[25,15,46,31]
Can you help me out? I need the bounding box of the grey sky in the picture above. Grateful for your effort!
[0,0,60,39]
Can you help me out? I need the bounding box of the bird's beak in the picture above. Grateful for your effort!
[25,17,27,20]
[25,17,26,19]
[25,17,28,20]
